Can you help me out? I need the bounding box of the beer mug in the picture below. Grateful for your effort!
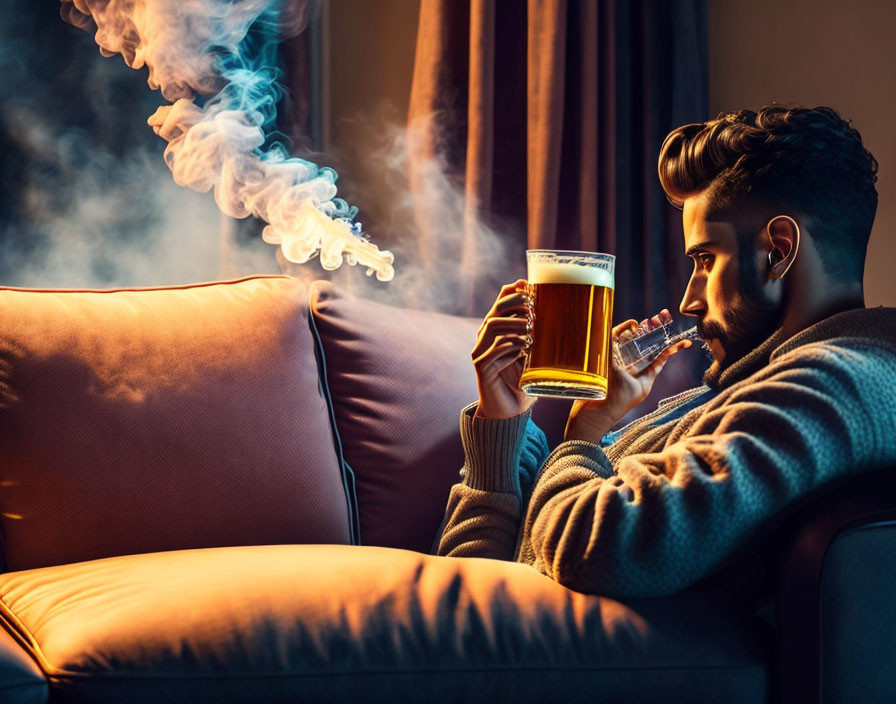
[520,249,616,400]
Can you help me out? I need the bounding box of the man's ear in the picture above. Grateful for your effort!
[766,215,800,280]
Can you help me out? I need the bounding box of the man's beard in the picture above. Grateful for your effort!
[700,247,781,384]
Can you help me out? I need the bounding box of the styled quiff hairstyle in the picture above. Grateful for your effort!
[658,104,878,281]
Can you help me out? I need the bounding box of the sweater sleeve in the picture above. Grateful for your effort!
[519,417,550,498]
[435,403,548,560]
[519,342,896,598]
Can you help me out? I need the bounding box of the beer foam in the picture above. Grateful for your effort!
[527,260,615,288]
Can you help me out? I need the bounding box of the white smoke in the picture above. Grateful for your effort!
[59,0,395,281]
[279,108,523,316]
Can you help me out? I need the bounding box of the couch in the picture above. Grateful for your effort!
[0,275,892,703]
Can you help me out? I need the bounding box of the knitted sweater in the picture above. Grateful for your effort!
[435,307,896,598]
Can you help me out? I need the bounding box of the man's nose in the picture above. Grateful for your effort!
[679,278,705,318]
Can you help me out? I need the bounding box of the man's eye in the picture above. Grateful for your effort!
[698,254,714,269]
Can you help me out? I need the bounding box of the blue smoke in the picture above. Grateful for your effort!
[209,7,358,223]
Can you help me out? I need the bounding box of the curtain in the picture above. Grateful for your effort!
[407,0,708,321]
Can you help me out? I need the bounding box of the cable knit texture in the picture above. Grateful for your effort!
[457,403,533,494]
[436,307,896,598]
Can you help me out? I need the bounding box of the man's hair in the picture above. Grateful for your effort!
[658,104,878,281]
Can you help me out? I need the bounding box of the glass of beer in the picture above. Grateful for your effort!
[519,249,615,400]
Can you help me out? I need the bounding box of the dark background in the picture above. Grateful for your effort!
[0,0,283,288]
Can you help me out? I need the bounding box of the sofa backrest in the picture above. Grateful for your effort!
[0,276,352,571]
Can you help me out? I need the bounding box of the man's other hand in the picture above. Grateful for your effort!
[564,311,691,443]
[473,280,536,419]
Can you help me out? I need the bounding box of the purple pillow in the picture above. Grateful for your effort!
[310,282,482,552]
[310,282,573,552]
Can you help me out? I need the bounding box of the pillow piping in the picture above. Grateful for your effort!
[307,303,361,546]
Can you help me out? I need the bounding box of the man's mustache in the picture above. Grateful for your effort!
[697,318,726,342]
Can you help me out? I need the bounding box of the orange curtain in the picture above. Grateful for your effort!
[407,0,708,319]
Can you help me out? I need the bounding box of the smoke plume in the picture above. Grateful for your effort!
[59,0,395,281]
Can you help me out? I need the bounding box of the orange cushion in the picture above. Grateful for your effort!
[0,276,351,570]
[0,545,769,702]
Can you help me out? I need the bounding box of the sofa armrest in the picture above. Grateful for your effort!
[775,466,896,704]
[0,624,46,704]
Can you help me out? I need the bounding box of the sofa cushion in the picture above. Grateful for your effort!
[0,277,351,571]
[0,545,770,703]
[309,281,481,551]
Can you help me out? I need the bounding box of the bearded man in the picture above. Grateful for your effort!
[435,104,896,601]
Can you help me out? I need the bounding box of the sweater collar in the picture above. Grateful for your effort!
[704,327,787,390]
[772,306,896,358]
[704,306,896,391]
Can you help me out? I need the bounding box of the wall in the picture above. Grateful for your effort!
[708,0,896,306]
[324,0,420,151]
[322,0,420,245]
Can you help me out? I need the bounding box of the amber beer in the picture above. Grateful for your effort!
[520,250,615,400]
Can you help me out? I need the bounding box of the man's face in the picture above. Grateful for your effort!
[679,192,780,381]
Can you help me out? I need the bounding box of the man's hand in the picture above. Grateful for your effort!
[472,280,536,419]
[564,310,691,443]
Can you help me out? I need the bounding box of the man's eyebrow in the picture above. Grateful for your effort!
[685,240,718,257]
